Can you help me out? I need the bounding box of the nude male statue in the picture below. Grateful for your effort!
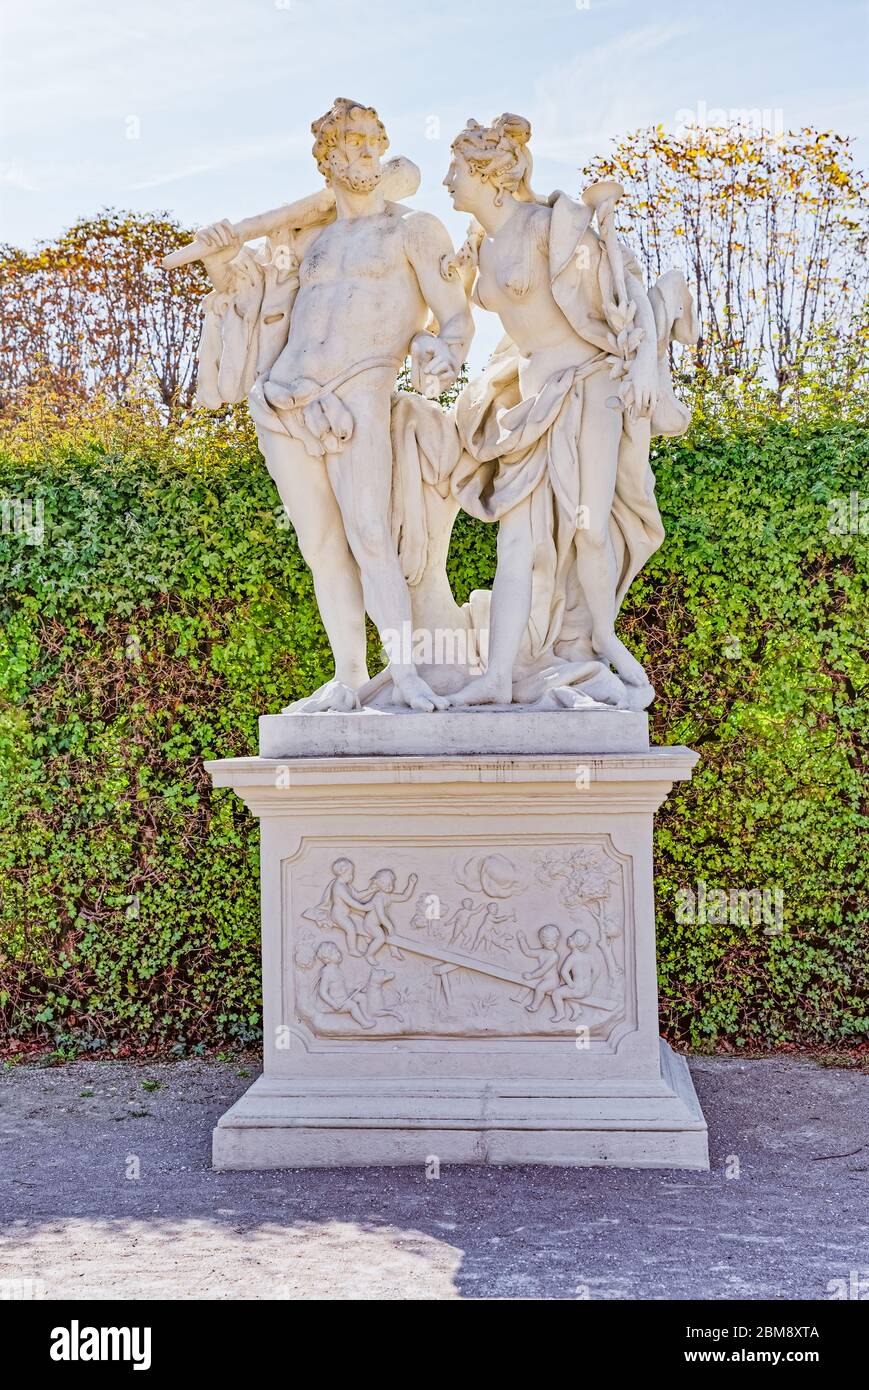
[189,98,474,711]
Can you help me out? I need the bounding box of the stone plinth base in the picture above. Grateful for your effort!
[206,740,707,1171]
[213,1040,707,1169]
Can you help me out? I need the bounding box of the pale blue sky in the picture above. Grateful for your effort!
[2,0,867,366]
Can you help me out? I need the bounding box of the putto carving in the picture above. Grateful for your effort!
[303,940,405,1030]
[535,846,624,983]
[303,858,417,964]
[550,930,608,1024]
[291,841,629,1039]
[312,941,377,1029]
[303,857,369,956]
[514,925,564,1013]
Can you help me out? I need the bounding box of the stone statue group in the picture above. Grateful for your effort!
[164,98,699,715]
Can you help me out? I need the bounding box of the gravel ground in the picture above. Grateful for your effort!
[0,1056,867,1300]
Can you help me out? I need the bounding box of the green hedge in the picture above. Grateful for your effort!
[0,417,866,1052]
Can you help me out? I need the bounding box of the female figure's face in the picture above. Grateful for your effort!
[443,153,481,215]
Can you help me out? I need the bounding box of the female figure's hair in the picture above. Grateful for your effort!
[451,113,541,205]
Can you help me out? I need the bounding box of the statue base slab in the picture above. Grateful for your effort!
[212,1040,706,1169]
[206,744,708,1171]
[260,705,648,758]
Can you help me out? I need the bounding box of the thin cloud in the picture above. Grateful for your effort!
[0,163,39,192]
[128,133,313,191]
[530,22,697,166]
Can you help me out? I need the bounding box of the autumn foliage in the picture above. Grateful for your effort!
[0,210,208,419]
[584,126,869,402]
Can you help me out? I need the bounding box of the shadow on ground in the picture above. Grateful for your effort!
[1,1057,866,1299]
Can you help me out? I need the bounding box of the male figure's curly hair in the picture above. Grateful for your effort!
[311,98,389,180]
[451,113,541,204]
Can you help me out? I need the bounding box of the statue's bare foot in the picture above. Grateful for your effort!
[448,670,513,706]
[282,678,360,714]
[592,631,648,688]
[391,672,449,712]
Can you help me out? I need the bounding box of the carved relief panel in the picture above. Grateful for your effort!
[283,836,636,1044]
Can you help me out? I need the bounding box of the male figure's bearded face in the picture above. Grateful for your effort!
[328,111,386,193]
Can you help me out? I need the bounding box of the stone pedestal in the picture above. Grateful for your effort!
[206,719,707,1170]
